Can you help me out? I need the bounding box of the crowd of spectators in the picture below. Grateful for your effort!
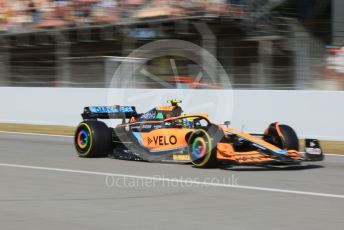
[0,0,245,33]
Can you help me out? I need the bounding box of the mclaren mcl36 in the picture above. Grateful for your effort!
[74,100,324,168]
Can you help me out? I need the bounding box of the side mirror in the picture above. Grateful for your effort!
[224,121,230,127]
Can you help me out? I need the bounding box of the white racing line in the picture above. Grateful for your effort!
[0,162,343,199]
[0,130,72,138]
[0,130,343,199]
[325,153,344,157]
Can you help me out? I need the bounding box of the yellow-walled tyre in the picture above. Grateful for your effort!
[74,121,112,157]
[188,129,218,168]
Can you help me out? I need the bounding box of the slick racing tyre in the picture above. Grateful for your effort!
[74,121,112,157]
[188,129,218,168]
[264,122,299,151]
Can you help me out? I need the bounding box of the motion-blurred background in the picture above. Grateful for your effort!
[0,0,343,90]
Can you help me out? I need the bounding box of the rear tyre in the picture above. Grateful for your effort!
[74,121,112,157]
[188,129,218,168]
[264,123,299,151]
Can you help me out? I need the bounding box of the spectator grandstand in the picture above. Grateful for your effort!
[0,0,245,33]
[0,0,342,90]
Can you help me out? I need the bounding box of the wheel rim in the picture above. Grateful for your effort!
[77,129,89,149]
[188,129,213,167]
[192,137,207,159]
[75,124,92,155]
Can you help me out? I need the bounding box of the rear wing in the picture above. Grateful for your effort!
[82,106,137,120]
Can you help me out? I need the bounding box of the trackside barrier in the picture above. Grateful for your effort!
[0,87,343,141]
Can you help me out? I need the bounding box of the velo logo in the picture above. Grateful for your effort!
[148,135,177,146]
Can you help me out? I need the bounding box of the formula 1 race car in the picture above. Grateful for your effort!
[74,100,324,168]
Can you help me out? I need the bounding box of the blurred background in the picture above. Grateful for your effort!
[0,0,343,90]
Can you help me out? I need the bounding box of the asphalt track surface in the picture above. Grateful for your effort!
[0,132,343,230]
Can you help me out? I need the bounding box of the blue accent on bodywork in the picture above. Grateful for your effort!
[89,106,134,113]
[132,132,142,144]
[274,149,288,155]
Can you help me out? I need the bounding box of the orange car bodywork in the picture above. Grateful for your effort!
[216,127,302,163]
[122,114,302,163]
[120,114,208,153]
[140,128,193,151]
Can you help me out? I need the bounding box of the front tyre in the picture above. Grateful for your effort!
[264,122,299,151]
[74,121,112,157]
[188,129,217,168]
